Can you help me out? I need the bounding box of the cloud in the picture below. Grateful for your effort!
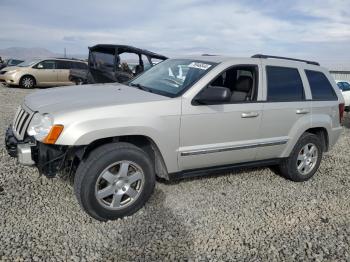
[0,0,349,67]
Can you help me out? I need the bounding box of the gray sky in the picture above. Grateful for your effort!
[1,0,350,67]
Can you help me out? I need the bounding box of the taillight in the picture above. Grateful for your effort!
[339,103,345,125]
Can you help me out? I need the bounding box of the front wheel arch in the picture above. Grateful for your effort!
[19,74,36,88]
[75,135,169,180]
[73,142,156,221]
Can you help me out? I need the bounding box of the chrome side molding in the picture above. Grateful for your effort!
[181,139,288,156]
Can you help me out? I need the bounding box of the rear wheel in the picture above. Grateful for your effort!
[20,76,35,89]
[279,133,323,182]
[74,142,155,221]
[74,78,84,85]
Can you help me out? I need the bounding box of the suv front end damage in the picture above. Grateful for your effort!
[4,105,81,178]
[5,125,74,177]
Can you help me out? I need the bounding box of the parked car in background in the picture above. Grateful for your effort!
[69,44,167,85]
[5,54,344,221]
[0,58,87,88]
[0,58,24,70]
[336,80,350,111]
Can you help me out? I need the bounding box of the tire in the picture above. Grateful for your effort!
[74,142,155,221]
[279,133,323,182]
[20,76,35,89]
[74,78,84,85]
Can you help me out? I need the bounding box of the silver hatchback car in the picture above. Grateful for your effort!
[5,54,344,221]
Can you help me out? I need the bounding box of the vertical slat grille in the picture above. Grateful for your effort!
[12,105,33,140]
[13,108,24,130]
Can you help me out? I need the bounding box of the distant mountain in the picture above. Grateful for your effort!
[0,47,86,60]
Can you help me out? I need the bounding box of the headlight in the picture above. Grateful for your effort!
[27,113,53,141]
[5,70,17,74]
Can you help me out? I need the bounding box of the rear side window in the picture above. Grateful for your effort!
[305,70,337,101]
[56,60,72,69]
[73,62,88,70]
[266,66,304,102]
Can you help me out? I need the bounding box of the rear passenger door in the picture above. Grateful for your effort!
[256,61,312,160]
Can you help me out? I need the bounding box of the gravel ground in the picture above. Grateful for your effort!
[1,83,350,261]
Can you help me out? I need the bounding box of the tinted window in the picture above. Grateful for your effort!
[339,81,350,92]
[56,60,72,69]
[266,66,304,101]
[305,70,337,100]
[90,51,114,71]
[35,60,56,69]
[8,59,23,66]
[73,62,87,70]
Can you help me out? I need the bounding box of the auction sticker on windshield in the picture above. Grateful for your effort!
[188,62,212,70]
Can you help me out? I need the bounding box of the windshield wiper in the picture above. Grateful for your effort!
[129,83,153,93]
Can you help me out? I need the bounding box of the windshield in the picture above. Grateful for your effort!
[18,59,42,67]
[129,59,216,97]
[341,82,350,91]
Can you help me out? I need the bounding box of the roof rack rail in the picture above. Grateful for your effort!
[54,57,84,61]
[251,54,320,66]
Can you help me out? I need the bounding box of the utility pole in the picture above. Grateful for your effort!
[64,48,67,58]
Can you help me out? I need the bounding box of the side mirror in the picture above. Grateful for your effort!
[37,63,43,69]
[194,86,231,105]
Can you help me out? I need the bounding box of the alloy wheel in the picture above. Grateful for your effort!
[296,143,318,175]
[22,77,34,88]
[95,161,145,210]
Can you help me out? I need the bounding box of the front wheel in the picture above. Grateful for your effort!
[279,133,323,182]
[74,142,155,221]
[20,76,35,88]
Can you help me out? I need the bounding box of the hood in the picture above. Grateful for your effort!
[24,83,171,114]
[0,66,19,72]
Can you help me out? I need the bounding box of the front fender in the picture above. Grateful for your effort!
[55,115,181,173]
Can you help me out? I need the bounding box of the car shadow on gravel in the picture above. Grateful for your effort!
[99,188,195,260]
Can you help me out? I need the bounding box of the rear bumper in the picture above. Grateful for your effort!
[5,125,77,177]
[328,126,343,151]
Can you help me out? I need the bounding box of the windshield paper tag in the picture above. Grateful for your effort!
[188,62,211,70]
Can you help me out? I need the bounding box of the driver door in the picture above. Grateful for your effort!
[33,60,58,85]
[179,64,263,171]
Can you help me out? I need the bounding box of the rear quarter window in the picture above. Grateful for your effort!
[56,60,72,69]
[266,66,305,102]
[73,62,88,70]
[305,70,337,101]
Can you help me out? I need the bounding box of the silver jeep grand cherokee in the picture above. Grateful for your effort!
[5,54,344,221]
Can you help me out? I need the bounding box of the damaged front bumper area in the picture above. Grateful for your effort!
[5,125,80,178]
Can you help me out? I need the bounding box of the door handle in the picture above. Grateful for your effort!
[241,112,259,118]
[296,109,310,114]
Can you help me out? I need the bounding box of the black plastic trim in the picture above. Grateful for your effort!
[168,159,282,180]
[252,54,320,66]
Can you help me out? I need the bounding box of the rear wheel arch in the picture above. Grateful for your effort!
[304,127,329,152]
